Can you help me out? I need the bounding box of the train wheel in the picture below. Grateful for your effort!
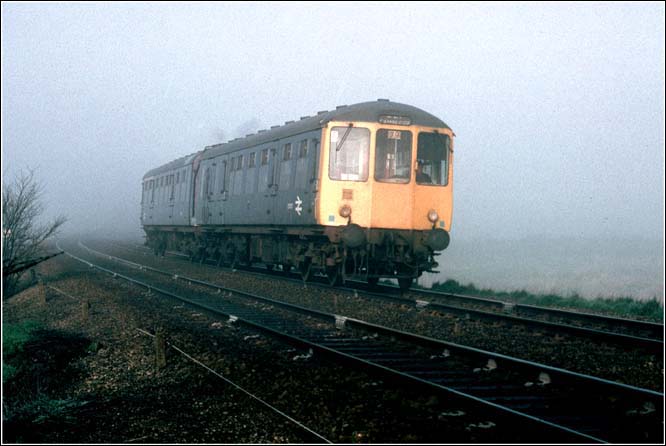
[326,265,342,286]
[398,277,412,291]
[367,277,379,287]
[299,260,312,282]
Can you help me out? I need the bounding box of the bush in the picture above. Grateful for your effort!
[3,320,41,356]
[3,320,42,383]
[22,394,85,425]
[4,363,19,382]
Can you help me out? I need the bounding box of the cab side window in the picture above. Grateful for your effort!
[416,132,450,186]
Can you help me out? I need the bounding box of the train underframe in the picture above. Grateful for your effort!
[144,224,446,290]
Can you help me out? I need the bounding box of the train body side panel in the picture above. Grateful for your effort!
[171,165,193,226]
[194,129,321,228]
[142,164,194,227]
[272,130,321,226]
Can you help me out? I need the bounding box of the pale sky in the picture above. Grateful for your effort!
[2,1,664,242]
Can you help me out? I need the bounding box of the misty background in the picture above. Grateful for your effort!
[2,2,664,300]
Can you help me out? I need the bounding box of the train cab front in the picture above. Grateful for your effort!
[317,107,454,290]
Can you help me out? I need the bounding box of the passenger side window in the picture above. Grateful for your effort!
[299,139,308,158]
[220,161,227,193]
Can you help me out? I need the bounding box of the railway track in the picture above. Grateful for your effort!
[107,239,664,354]
[59,239,664,443]
[396,286,663,341]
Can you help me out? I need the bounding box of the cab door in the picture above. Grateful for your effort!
[276,142,297,225]
[217,157,229,225]
[256,148,272,225]
[190,153,203,226]
[268,147,279,224]
[198,163,213,225]
[142,179,155,226]
[167,173,176,223]
[293,138,318,224]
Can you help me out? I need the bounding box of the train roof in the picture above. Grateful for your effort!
[143,151,201,180]
[142,100,451,178]
[201,99,450,160]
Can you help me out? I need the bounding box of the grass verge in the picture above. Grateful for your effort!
[425,279,664,322]
[3,321,91,443]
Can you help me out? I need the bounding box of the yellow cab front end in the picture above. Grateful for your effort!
[315,113,454,288]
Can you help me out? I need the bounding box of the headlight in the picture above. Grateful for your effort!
[339,204,352,218]
[427,209,439,223]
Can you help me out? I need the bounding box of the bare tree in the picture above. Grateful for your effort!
[2,169,66,295]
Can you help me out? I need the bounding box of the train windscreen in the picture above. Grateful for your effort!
[328,126,370,181]
[374,129,413,183]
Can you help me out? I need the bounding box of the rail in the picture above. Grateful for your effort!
[58,240,664,443]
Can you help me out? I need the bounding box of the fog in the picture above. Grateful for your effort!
[2,2,664,299]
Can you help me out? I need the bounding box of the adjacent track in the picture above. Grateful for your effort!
[397,286,663,341]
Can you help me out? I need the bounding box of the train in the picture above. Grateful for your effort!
[141,99,454,290]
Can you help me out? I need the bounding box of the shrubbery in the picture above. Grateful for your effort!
[3,320,42,381]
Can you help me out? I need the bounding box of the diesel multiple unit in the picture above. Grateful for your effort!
[141,99,454,289]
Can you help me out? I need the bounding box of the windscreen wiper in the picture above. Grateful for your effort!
[335,123,354,152]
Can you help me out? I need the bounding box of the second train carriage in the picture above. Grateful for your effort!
[141,99,454,289]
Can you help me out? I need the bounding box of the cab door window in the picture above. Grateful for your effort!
[328,127,370,181]
[374,129,412,183]
[416,132,450,186]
